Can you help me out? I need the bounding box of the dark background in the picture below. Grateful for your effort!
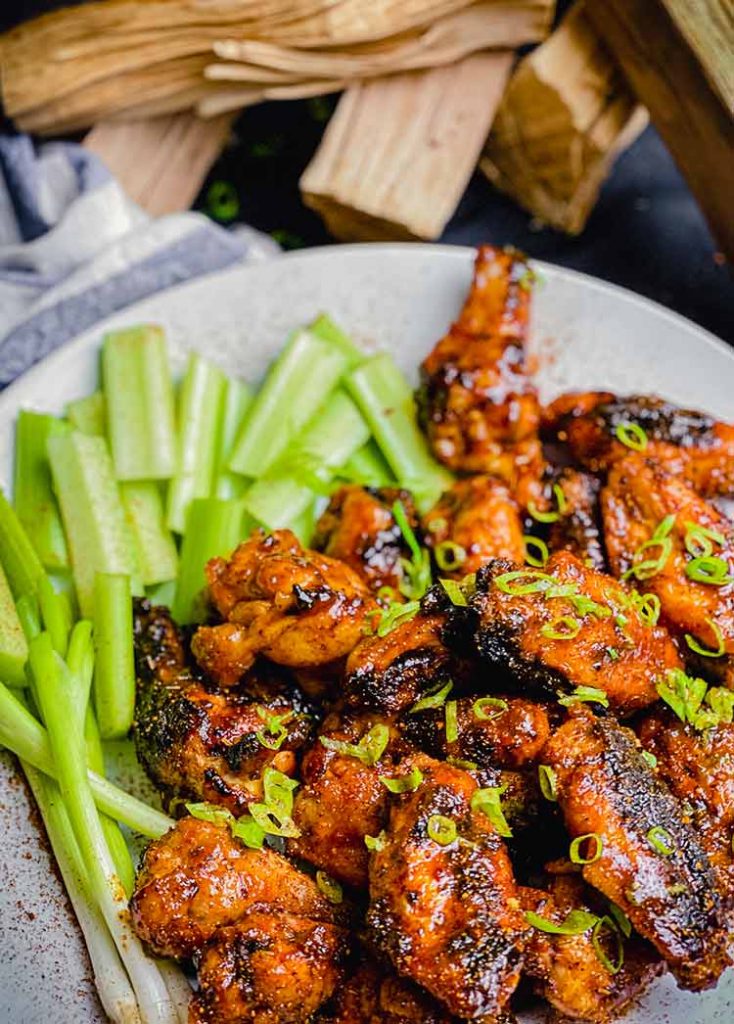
[3,2,733,344]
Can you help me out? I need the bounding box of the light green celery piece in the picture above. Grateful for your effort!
[47,432,141,617]
[14,411,70,572]
[228,328,348,478]
[290,501,318,546]
[0,487,45,599]
[92,572,136,739]
[172,499,249,624]
[66,391,107,436]
[340,440,395,488]
[345,353,453,511]
[166,352,227,533]
[120,481,178,585]
[84,707,135,896]
[243,389,369,530]
[310,313,365,369]
[215,377,253,499]
[146,579,176,607]
[0,563,28,686]
[102,324,177,480]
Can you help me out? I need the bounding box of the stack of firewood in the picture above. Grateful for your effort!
[2,0,731,253]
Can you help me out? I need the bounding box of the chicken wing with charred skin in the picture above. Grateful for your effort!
[400,695,550,770]
[133,600,316,816]
[422,477,525,577]
[190,911,349,1024]
[367,754,530,1020]
[461,551,682,716]
[602,455,734,678]
[417,246,543,505]
[289,709,408,889]
[548,468,607,572]
[521,875,663,1022]
[543,709,730,991]
[638,710,734,920]
[312,485,418,597]
[130,817,342,959]
[191,530,376,685]
[544,392,734,497]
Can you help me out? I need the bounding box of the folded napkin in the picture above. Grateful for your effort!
[0,133,278,387]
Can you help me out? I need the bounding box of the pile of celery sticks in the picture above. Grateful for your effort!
[0,314,451,1023]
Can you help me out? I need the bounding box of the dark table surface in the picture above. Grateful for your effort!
[3,3,733,345]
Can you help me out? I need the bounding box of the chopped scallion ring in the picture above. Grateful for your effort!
[494,570,555,595]
[525,909,598,935]
[444,700,459,743]
[538,765,558,802]
[426,517,448,534]
[255,707,294,750]
[570,832,603,864]
[427,814,457,846]
[320,723,390,766]
[646,825,675,856]
[393,500,432,600]
[380,766,424,793]
[684,521,725,559]
[364,830,387,852]
[316,871,343,904]
[473,696,508,721]
[523,535,549,568]
[446,756,478,770]
[435,540,467,572]
[409,680,454,713]
[592,915,625,974]
[685,555,734,586]
[558,686,610,709]
[377,585,397,603]
[471,786,512,838]
[614,421,648,452]
[641,750,658,769]
[541,614,581,640]
[528,483,568,524]
[366,599,421,638]
[623,536,673,581]
[685,618,725,658]
[634,592,661,627]
[439,578,469,606]
[608,902,632,938]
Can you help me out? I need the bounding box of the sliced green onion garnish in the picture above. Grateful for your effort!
[444,699,459,743]
[446,756,478,770]
[528,483,568,524]
[255,707,295,750]
[653,514,676,541]
[427,517,448,534]
[641,750,658,769]
[525,909,598,935]
[684,521,725,559]
[320,723,390,766]
[685,555,733,586]
[558,686,609,709]
[570,832,603,864]
[685,618,725,658]
[435,540,467,572]
[471,786,512,838]
[494,570,555,595]
[186,801,233,827]
[524,535,549,568]
[656,668,707,725]
[592,915,625,974]
[608,902,632,938]
[366,599,421,638]
[541,614,582,640]
[646,825,675,856]
[623,537,672,581]
[262,766,299,819]
[538,765,558,802]
[249,802,301,838]
[393,499,432,600]
[409,679,453,713]
[316,870,343,904]
[364,830,387,852]
[606,646,620,661]
[380,766,424,793]
[614,421,648,452]
[439,578,468,606]
[427,814,457,846]
[377,585,397,603]
[230,815,267,849]
[635,592,661,627]
[473,696,508,721]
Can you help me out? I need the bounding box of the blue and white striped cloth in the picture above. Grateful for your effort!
[0,133,278,387]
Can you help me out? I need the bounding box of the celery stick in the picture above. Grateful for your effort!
[345,353,453,511]
[47,432,141,616]
[0,487,45,599]
[340,440,396,488]
[66,391,106,436]
[14,411,70,571]
[215,377,253,500]
[102,324,177,481]
[310,313,365,369]
[146,579,176,607]
[166,352,227,533]
[229,328,348,477]
[93,573,135,739]
[0,564,28,686]
[85,708,135,896]
[37,575,71,658]
[120,481,178,585]
[172,499,248,624]
[290,501,318,546]
[243,389,369,530]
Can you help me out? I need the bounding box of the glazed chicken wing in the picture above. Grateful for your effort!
[545,392,734,497]
[602,455,734,674]
[547,468,606,572]
[463,552,683,716]
[190,912,349,1024]
[638,710,734,919]
[130,817,340,959]
[417,246,543,505]
[522,875,663,1021]
[289,709,407,889]
[543,709,730,990]
[422,477,525,577]
[191,530,375,684]
[134,600,315,815]
[313,485,418,596]
[367,755,529,1020]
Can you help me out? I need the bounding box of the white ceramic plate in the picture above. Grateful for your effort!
[1,244,733,1024]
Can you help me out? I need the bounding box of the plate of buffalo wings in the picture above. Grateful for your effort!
[0,243,733,1024]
